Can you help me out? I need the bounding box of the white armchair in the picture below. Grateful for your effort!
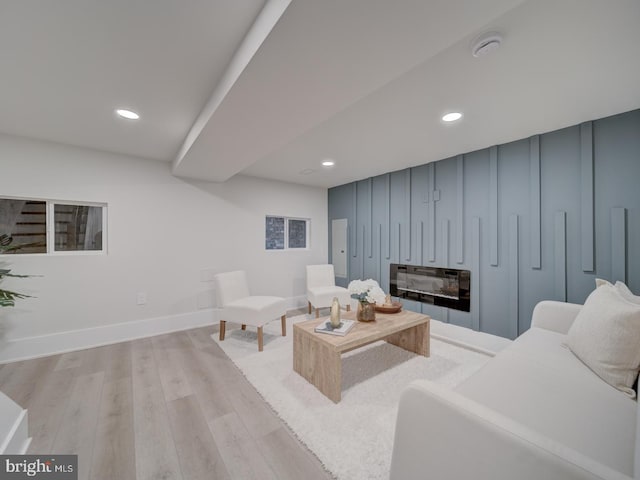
[306,264,351,318]
[214,270,287,351]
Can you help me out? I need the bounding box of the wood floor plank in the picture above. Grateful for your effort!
[150,337,193,402]
[103,341,133,381]
[52,372,105,480]
[0,355,59,407]
[151,331,193,350]
[192,342,283,439]
[173,344,235,421]
[167,395,231,480]
[78,342,132,381]
[186,325,222,351]
[131,339,183,480]
[90,377,136,480]
[227,375,282,439]
[210,411,277,480]
[257,427,331,480]
[54,351,84,371]
[26,369,76,454]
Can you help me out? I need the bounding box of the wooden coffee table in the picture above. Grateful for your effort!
[293,310,430,403]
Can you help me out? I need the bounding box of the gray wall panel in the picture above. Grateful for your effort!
[530,135,541,269]
[555,211,567,302]
[471,217,481,331]
[427,163,436,262]
[611,208,627,284]
[540,125,590,305]
[594,110,640,292]
[404,169,412,261]
[489,146,499,266]
[372,175,390,287]
[351,182,357,258]
[410,165,430,267]
[368,178,373,258]
[456,155,464,264]
[328,183,356,287]
[509,214,519,338]
[581,121,595,272]
[328,109,640,338]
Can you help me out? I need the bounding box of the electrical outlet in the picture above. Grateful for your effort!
[137,292,147,305]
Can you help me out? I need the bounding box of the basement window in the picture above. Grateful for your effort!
[0,197,107,255]
[265,216,309,250]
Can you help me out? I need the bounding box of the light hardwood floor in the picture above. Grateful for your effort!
[0,321,333,480]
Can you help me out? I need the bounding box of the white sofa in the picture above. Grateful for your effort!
[390,300,640,480]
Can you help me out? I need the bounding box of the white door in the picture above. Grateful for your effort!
[332,219,348,278]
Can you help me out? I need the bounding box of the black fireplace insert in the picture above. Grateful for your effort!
[389,264,470,312]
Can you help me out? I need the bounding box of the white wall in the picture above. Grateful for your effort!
[0,133,327,360]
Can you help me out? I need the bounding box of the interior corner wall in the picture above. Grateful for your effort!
[0,134,327,359]
[328,109,640,339]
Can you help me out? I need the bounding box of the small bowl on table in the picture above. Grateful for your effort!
[374,302,402,314]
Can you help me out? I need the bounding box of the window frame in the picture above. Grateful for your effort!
[265,215,310,251]
[0,196,108,256]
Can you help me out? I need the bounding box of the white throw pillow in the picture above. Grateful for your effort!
[567,281,640,398]
[595,278,613,288]
[615,281,640,306]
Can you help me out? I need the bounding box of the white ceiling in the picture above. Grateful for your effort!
[2,0,639,189]
[0,0,266,161]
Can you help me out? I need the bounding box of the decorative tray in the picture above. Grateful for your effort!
[374,302,402,314]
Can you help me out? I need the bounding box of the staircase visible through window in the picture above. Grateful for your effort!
[0,197,106,255]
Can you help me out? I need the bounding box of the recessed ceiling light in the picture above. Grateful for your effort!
[322,160,335,167]
[442,112,463,122]
[471,31,503,58]
[115,108,140,120]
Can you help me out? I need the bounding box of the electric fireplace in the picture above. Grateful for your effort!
[389,264,470,312]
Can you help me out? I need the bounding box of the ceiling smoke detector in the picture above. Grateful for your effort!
[471,32,502,58]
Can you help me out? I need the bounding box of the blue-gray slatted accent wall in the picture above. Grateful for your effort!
[328,109,640,339]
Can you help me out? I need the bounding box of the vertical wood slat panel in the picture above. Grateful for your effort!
[378,224,383,282]
[581,121,595,272]
[441,219,449,268]
[509,214,519,338]
[396,223,401,264]
[385,174,391,259]
[456,155,464,264]
[405,169,412,261]
[472,217,481,331]
[611,207,627,283]
[362,225,366,278]
[417,221,423,266]
[368,178,373,258]
[555,211,567,302]
[530,135,541,269]
[352,183,357,258]
[490,146,499,266]
[441,219,450,323]
[428,163,436,262]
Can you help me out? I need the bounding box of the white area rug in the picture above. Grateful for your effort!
[212,315,492,480]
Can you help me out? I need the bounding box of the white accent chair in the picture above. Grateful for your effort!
[214,270,287,352]
[306,264,351,318]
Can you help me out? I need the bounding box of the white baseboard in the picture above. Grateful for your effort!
[0,309,218,364]
[0,296,307,364]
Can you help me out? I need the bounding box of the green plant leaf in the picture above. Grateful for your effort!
[0,288,31,307]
